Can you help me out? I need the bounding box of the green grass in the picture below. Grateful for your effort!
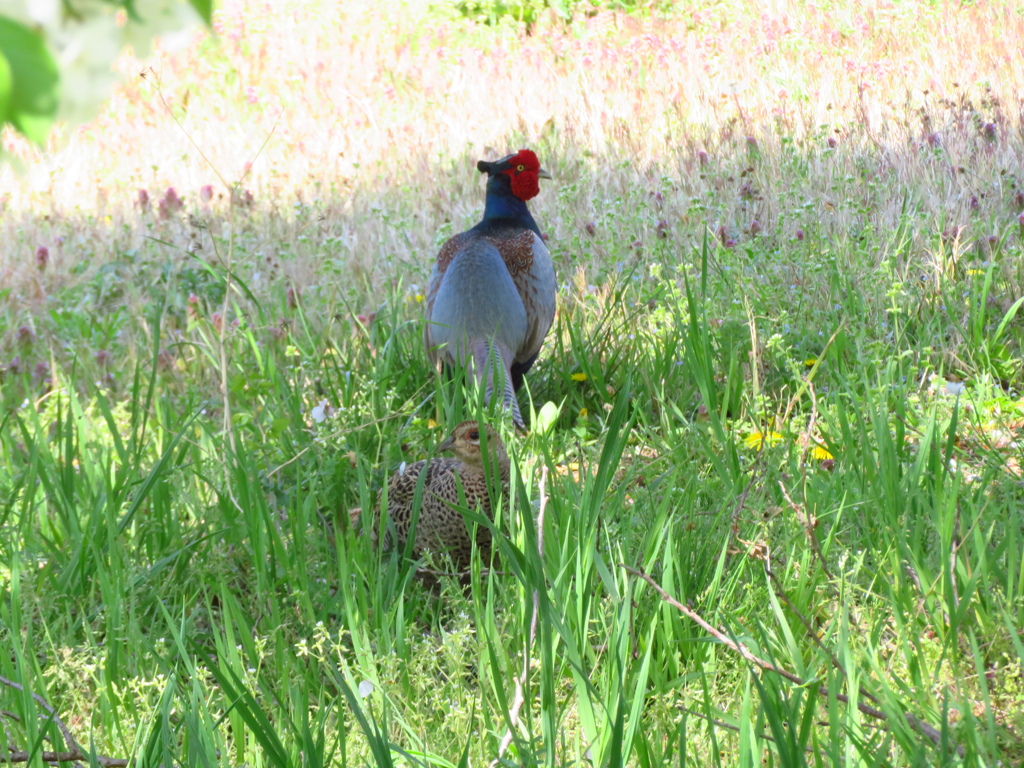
[1,219,1021,765]
[2,0,1024,765]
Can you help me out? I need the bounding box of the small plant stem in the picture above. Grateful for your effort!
[677,706,815,754]
[492,464,547,767]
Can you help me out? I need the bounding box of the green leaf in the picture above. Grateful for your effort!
[231,412,252,427]
[0,16,59,143]
[187,0,214,25]
[534,400,561,436]
[0,50,11,124]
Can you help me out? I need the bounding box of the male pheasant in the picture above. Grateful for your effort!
[373,421,510,571]
[424,149,556,429]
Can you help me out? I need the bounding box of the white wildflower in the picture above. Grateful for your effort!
[311,399,334,423]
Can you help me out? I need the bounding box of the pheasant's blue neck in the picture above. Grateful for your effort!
[479,175,541,236]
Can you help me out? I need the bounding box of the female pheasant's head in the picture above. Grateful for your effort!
[477,149,551,202]
[437,421,508,466]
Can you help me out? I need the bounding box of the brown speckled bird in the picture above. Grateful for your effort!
[373,421,510,571]
[424,150,556,429]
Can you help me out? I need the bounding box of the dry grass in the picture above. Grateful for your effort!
[2,0,1023,298]
[0,2,1015,473]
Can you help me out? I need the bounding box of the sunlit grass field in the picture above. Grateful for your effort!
[2,0,1024,765]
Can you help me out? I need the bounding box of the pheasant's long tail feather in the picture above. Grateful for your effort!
[471,339,525,430]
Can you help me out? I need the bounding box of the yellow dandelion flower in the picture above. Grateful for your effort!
[811,445,834,460]
[744,431,784,449]
[571,372,588,382]
[803,357,818,368]
[966,269,984,276]
[578,407,588,417]
[555,462,581,479]
[415,293,425,303]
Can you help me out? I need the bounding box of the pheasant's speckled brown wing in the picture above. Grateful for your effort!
[375,457,457,548]
[375,454,504,571]
[410,462,497,568]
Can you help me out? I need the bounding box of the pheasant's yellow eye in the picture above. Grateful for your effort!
[516,164,525,172]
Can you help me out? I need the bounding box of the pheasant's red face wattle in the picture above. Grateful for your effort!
[503,149,542,201]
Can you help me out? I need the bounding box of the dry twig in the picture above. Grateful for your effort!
[0,675,129,767]
[620,565,964,758]
[2,750,129,767]
[728,448,768,547]
[779,481,833,580]
[798,381,820,476]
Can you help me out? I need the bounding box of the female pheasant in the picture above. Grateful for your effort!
[374,421,510,571]
[424,149,556,429]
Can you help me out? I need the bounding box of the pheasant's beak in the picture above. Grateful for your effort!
[437,436,456,453]
[537,168,552,180]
